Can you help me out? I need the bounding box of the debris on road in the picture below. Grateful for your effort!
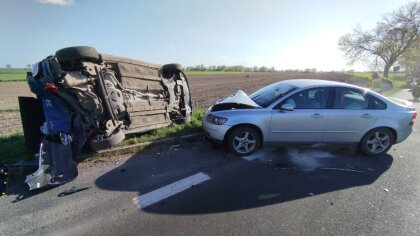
[57,186,92,197]
[1,166,9,196]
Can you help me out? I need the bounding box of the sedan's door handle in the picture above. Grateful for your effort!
[311,113,323,118]
[361,113,372,118]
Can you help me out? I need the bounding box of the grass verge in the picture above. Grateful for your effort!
[0,109,205,166]
[0,109,20,113]
[346,72,409,96]
[0,131,32,166]
[119,108,204,146]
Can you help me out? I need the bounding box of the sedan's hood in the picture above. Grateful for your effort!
[212,90,261,111]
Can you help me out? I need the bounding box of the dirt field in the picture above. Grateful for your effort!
[0,72,368,135]
[188,72,369,108]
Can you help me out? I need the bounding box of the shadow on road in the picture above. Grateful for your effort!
[95,142,393,214]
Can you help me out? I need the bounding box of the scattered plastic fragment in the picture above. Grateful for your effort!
[308,193,314,196]
[383,188,389,192]
[170,144,182,150]
[266,160,273,165]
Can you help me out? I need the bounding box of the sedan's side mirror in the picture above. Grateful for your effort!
[280,103,295,111]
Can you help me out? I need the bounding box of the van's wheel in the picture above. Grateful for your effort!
[56,46,100,64]
[227,126,260,156]
[90,128,125,151]
[162,63,183,73]
[161,63,183,78]
[359,128,394,156]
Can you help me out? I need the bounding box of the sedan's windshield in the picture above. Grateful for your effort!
[250,83,297,107]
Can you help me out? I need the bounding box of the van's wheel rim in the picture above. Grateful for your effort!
[233,131,257,154]
[366,131,390,154]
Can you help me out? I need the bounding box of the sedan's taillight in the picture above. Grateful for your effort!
[410,108,417,125]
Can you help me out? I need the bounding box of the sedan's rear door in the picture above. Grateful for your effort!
[322,87,378,143]
[269,87,330,143]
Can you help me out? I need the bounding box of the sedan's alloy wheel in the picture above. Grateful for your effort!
[228,127,260,156]
[366,131,390,154]
[360,128,394,156]
[233,131,257,154]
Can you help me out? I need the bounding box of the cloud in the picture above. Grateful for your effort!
[36,0,74,6]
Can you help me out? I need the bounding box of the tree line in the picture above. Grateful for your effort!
[186,64,277,72]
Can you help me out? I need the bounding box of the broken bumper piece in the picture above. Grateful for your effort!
[25,138,78,190]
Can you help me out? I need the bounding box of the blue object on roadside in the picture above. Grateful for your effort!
[41,94,71,134]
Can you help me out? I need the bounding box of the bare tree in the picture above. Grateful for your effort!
[338,2,420,78]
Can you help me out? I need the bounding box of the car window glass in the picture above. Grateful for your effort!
[282,87,329,109]
[250,83,296,108]
[334,87,368,109]
[367,94,387,110]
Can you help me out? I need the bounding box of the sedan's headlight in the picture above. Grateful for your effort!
[206,114,228,125]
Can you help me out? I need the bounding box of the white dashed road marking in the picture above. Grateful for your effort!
[133,172,211,209]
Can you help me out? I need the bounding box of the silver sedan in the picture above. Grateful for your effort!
[203,79,417,156]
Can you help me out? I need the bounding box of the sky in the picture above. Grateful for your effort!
[0,0,414,71]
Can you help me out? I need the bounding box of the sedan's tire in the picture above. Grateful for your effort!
[227,126,260,156]
[56,46,100,64]
[90,128,125,151]
[359,128,394,157]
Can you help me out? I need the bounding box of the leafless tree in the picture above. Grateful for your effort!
[338,2,420,78]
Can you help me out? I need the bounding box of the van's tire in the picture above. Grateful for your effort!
[162,63,183,73]
[227,126,260,156]
[56,46,100,64]
[90,128,125,151]
[359,128,394,157]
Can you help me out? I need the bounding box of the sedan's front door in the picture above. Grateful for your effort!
[269,87,330,143]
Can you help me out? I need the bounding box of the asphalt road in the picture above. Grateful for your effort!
[1,89,419,236]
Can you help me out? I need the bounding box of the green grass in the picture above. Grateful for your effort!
[0,131,32,166]
[0,73,27,82]
[345,72,372,80]
[0,109,205,166]
[0,68,28,73]
[345,71,410,94]
[120,108,204,146]
[185,71,248,76]
[0,109,20,113]
[0,69,28,82]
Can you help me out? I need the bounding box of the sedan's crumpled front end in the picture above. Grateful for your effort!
[203,90,260,143]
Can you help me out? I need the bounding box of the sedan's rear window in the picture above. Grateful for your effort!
[334,87,368,110]
[367,94,387,110]
[250,83,296,108]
